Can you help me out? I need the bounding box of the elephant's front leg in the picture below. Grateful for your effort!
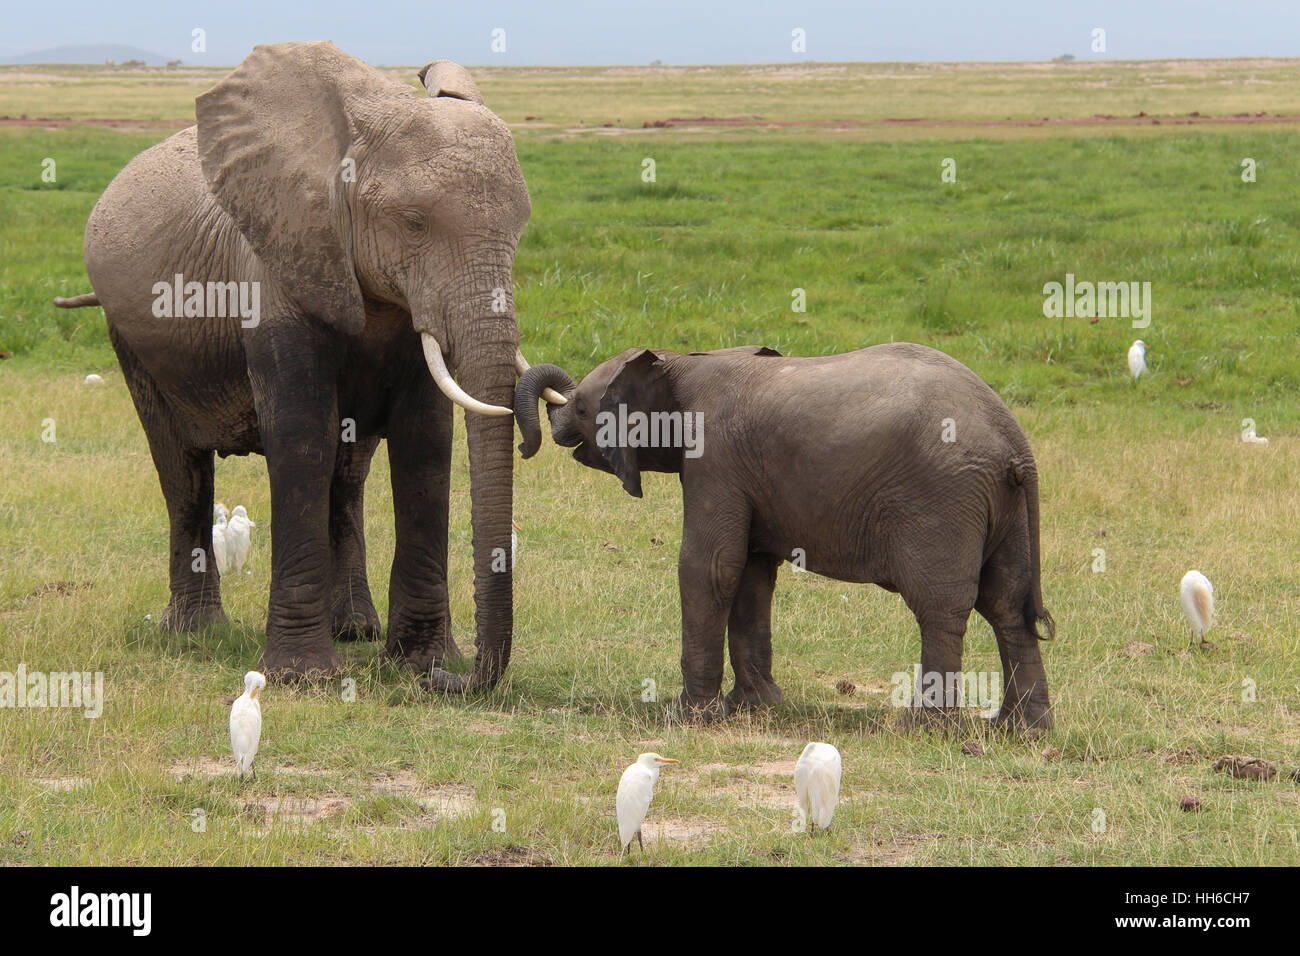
[329,433,381,641]
[673,499,751,722]
[724,553,784,713]
[382,368,460,672]
[247,323,342,680]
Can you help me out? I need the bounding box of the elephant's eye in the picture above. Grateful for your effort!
[399,210,428,236]
[575,400,587,418]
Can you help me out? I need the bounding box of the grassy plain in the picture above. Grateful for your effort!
[0,60,1298,865]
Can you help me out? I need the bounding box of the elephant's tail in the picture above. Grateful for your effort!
[54,293,100,308]
[1011,457,1055,641]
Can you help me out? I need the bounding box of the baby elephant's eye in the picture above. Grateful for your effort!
[575,400,587,417]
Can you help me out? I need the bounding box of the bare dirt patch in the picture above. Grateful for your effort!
[848,831,943,864]
[240,796,348,827]
[368,771,476,817]
[641,817,728,844]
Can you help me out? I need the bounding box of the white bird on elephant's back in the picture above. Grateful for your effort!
[1180,570,1214,639]
[229,670,265,777]
[794,742,841,834]
[1128,340,1148,380]
[226,505,256,573]
[212,513,229,575]
[616,753,677,855]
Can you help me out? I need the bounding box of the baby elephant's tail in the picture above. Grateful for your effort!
[1010,458,1054,641]
[53,293,100,308]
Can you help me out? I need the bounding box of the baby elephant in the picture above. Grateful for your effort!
[516,344,1054,729]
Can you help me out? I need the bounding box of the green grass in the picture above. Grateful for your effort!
[1,63,1299,865]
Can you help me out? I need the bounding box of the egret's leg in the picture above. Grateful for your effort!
[636,830,644,852]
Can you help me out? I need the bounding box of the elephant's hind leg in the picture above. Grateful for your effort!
[109,326,226,630]
[723,553,783,713]
[976,534,1053,731]
[901,571,979,732]
[329,434,381,641]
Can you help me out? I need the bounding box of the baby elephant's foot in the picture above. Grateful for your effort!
[670,691,726,724]
[724,680,784,714]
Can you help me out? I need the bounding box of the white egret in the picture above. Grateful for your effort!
[794,742,842,834]
[214,502,229,523]
[83,373,104,386]
[226,505,256,573]
[1180,570,1214,638]
[616,752,677,853]
[1127,340,1148,380]
[230,670,266,777]
[212,514,229,575]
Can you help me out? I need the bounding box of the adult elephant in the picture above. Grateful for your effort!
[54,42,563,686]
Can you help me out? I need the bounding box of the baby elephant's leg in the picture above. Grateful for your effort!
[674,509,751,722]
[724,553,783,712]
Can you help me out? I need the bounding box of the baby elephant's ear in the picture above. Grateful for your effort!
[597,349,666,499]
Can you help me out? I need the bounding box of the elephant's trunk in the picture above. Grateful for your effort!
[422,325,518,694]
[514,364,576,459]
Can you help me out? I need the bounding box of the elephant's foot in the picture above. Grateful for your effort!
[160,599,227,632]
[669,691,726,724]
[331,600,381,642]
[724,679,784,714]
[260,634,342,682]
[901,704,966,735]
[994,695,1054,736]
[383,611,462,673]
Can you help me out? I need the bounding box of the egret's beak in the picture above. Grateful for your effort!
[656,757,678,764]
[250,687,260,700]
[512,521,522,531]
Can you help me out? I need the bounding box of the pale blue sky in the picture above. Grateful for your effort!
[3,0,1296,65]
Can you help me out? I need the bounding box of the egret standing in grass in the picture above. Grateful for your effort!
[226,505,256,573]
[794,742,842,835]
[212,513,229,575]
[1180,570,1214,639]
[617,753,677,854]
[1127,340,1148,380]
[230,671,265,778]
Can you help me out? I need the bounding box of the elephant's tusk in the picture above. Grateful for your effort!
[422,334,513,417]
[515,349,568,406]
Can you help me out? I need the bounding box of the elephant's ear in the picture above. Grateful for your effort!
[196,41,365,334]
[417,60,484,104]
[688,345,783,357]
[597,349,671,499]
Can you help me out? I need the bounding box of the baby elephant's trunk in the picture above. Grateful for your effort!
[515,364,576,458]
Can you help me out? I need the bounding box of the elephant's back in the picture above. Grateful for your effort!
[85,127,214,291]
[86,126,262,454]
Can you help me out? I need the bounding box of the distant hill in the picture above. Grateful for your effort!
[1,44,170,65]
